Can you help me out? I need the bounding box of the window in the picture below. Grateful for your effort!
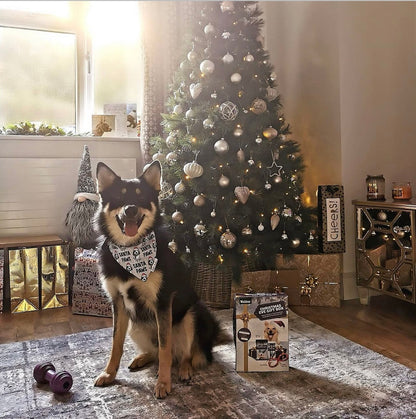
[0,1,141,135]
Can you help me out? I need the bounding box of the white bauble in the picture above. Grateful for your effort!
[187,50,197,62]
[200,59,215,75]
[184,161,204,178]
[204,22,215,35]
[230,72,242,83]
[219,175,230,188]
[174,181,185,194]
[222,52,234,64]
[214,138,229,155]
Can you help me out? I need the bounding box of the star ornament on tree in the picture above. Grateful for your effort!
[267,159,283,178]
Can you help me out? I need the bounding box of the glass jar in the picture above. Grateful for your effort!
[392,182,412,200]
[366,175,385,201]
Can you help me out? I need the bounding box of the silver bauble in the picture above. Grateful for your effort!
[187,50,197,62]
[237,148,245,163]
[184,161,204,178]
[291,238,301,248]
[166,134,176,148]
[255,135,262,144]
[233,126,244,137]
[185,108,194,119]
[173,104,183,115]
[200,59,215,75]
[174,181,186,194]
[242,225,253,236]
[204,22,215,35]
[210,210,216,217]
[270,72,277,81]
[263,126,278,140]
[194,221,207,237]
[190,82,202,99]
[168,240,178,253]
[214,138,229,155]
[219,101,239,120]
[265,181,272,190]
[230,72,242,83]
[166,152,177,163]
[273,175,283,184]
[283,207,293,217]
[220,229,237,249]
[220,1,235,12]
[193,194,206,206]
[219,175,230,188]
[172,211,183,223]
[203,118,214,129]
[244,53,254,62]
[377,211,387,221]
[258,222,265,232]
[251,98,267,115]
[281,231,288,240]
[222,52,234,64]
[266,87,278,101]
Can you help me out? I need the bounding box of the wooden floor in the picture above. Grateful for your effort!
[0,295,415,370]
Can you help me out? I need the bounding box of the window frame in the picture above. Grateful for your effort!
[0,3,92,133]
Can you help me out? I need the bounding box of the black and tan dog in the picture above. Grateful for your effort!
[93,161,222,398]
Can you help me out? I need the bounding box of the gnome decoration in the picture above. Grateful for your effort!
[65,145,100,249]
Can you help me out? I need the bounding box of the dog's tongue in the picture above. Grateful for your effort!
[124,219,138,237]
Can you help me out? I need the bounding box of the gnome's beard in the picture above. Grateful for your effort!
[65,199,99,248]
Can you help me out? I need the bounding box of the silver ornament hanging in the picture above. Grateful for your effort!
[185,108,194,119]
[244,53,254,62]
[174,181,185,194]
[166,134,176,149]
[200,59,215,75]
[295,215,303,223]
[214,138,229,155]
[270,72,277,81]
[166,152,178,164]
[219,174,230,188]
[263,126,278,140]
[211,91,218,99]
[222,52,234,64]
[283,207,293,217]
[251,98,267,115]
[220,1,235,12]
[220,229,237,249]
[193,194,206,206]
[173,104,183,115]
[237,148,245,163]
[233,126,244,137]
[204,23,215,35]
[234,186,250,204]
[172,211,183,224]
[258,222,265,232]
[168,240,178,253]
[187,50,197,62]
[184,161,204,178]
[281,231,288,240]
[189,83,202,99]
[203,118,215,129]
[248,158,255,166]
[222,31,231,39]
[270,213,280,231]
[273,175,283,184]
[210,209,216,218]
[265,181,272,190]
[291,238,301,248]
[194,221,208,237]
[242,225,253,236]
[230,73,242,83]
[377,211,387,221]
[219,101,239,120]
[255,135,262,144]
[266,87,278,101]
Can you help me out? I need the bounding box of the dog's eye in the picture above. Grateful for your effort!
[121,188,127,194]
[135,188,140,195]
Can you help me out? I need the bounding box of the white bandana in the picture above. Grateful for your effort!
[109,231,158,282]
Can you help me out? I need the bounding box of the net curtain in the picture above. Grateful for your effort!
[138,1,198,164]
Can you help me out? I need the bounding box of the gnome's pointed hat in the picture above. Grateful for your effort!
[74,145,100,202]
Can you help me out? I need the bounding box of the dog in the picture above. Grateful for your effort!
[264,321,281,344]
[93,160,223,399]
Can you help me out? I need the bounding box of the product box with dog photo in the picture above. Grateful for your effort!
[234,293,289,372]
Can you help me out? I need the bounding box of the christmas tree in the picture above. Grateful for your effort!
[151,1,318,275]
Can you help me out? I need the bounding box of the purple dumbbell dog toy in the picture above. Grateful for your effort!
[33,362,73,393]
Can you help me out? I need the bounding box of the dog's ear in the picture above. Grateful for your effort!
[96,162,120,192]
[141,160,161,191]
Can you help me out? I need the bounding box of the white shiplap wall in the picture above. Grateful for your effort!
[0,136,143,239]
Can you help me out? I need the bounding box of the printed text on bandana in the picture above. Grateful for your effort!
[109,231,158,281]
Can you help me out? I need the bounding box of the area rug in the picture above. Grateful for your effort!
[0,310,415,419]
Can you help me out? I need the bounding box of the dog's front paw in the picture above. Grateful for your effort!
[154,378,171,399]
[94,371,116,387]
[179,361,193,382]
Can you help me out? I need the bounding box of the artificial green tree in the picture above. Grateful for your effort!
[151,1,318,276]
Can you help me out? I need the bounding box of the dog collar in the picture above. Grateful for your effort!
[108,231,158,281]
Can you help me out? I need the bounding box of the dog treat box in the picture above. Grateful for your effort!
[234,293,289,372]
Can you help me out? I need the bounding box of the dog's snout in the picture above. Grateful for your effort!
[124,205,138,217]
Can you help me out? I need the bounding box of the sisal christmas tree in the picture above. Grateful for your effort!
[151,1,318,276]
